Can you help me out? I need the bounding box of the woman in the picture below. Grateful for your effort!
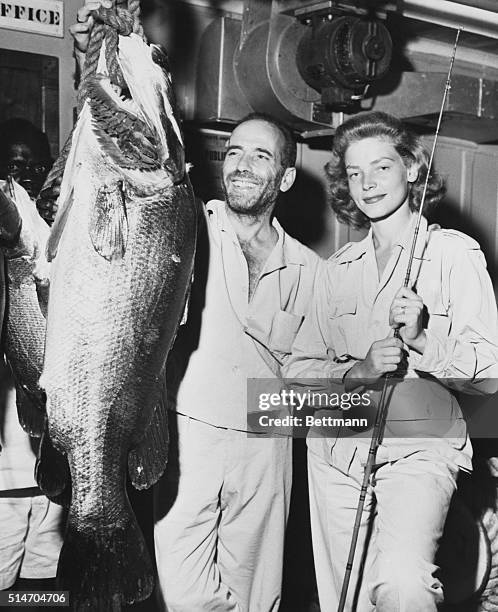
[285,112,498,611]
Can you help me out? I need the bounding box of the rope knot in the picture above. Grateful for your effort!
[93,6,134,36]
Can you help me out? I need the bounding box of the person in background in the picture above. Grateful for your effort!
[285,111,498,612]
[0,119,64,598]
[0,118,52,201]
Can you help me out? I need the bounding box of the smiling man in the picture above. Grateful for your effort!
[153,113,321,612]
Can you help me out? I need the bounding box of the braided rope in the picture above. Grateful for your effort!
[78,21,105,110]
[104,28,126,89]
[94,6,134,88]
[127,0,144,39]
[95,6,134,35]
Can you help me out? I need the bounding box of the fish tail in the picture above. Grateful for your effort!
[57,512,153,611]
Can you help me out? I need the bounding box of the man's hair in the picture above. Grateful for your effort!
[325,111,446,229]
[235,112,297,169]
[0,118,52,163]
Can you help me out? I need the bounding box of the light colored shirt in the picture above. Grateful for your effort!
[285,215,498,472]
[0,359,38,490]
[166,200,321,430]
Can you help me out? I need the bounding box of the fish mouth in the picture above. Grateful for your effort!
[86,76,162,171]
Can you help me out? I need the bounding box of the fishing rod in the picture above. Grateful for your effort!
[337,27,462,612]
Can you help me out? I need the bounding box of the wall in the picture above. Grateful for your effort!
[0,1,79,149]
[427,137,498,289]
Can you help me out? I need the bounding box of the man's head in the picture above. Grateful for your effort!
[0,118,52,198]
[222,113,296,217]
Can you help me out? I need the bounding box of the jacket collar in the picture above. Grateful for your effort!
[205,199,308,270]
[333,214,430,265]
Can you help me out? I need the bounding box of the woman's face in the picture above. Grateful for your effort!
[344,136,418,223]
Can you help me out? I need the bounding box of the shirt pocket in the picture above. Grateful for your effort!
[427,296,451,337]
[268,310,304,354]
[328,295,358,357]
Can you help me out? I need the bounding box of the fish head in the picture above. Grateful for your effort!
[87,35,185,183]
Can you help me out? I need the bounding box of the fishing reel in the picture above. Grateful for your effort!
[296,15,392,109]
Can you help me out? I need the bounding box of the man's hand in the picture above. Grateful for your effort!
[69,0,112,53]
[389,286,427,353]
[345,337,404,383]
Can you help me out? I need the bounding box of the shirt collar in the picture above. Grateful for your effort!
[205,199,308,269]
[396,213,429,256]
[333,214,430,264]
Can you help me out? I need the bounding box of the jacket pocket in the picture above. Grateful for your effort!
[328,295,358,357]
[329,295,357,318]
[427,295,451,337]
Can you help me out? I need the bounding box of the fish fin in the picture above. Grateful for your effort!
[35,280,49,319]
[46,188,74,262]
[128,383,169,490]
[89,182,128,261]
[36,427,71,506]
[15,383,46,437]
[57,507,154,610]
[162,114,186,184]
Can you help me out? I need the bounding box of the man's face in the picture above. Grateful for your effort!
[0,142,49,198]
[222,120,288,217]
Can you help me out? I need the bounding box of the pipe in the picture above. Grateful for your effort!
[395,0,498,39]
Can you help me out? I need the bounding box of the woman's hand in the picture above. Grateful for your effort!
[345,336,404,383]
[389,286,427,353]
[69,0,112,53]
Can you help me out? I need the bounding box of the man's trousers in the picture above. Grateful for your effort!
[154,413,292,612]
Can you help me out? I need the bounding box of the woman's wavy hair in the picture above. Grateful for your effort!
[325,111,446,229]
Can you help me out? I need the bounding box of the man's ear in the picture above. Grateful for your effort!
[279,167,296,193]
[407,163,419,183]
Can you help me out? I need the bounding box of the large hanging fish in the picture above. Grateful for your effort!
[38,30,197,610]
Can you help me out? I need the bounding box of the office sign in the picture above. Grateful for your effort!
[0,0,63,37]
